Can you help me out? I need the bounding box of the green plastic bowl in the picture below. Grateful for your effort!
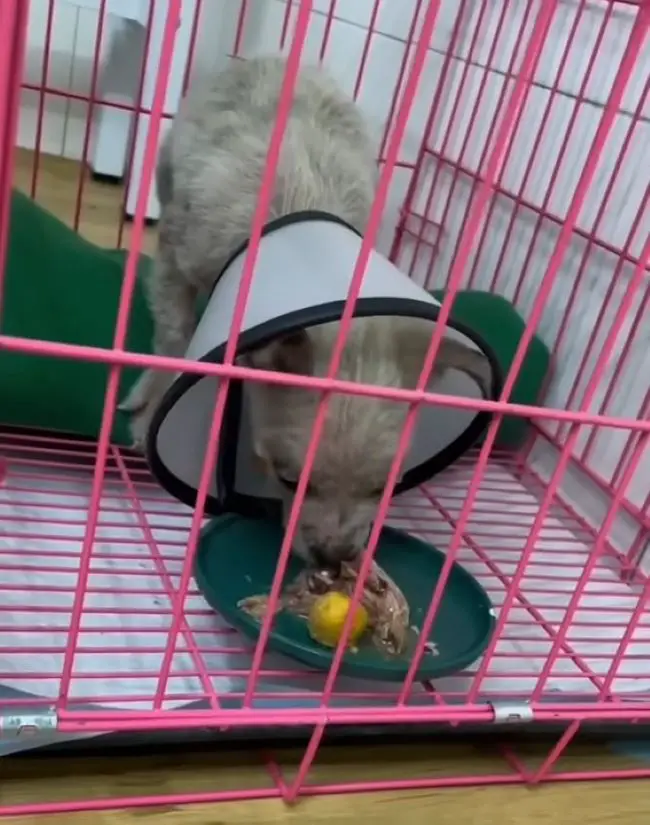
[194,515,496,682]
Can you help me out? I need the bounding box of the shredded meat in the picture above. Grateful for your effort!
[238,561,410,655]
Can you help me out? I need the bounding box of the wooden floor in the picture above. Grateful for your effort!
[12,148,158,254]
[2,738,649,825]
[4,150,650,824]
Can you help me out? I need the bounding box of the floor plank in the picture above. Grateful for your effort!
[1,738,648,824]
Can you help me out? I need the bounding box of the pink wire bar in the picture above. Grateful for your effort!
[532,427,650,700]
[352,0,382,101]
[475,242,650,704]
[287,4,556,793]
[390,0,470,264]
[396,0,561,708]
[56,0,184,708]
[0,392,647,718]
[411,0,529,288]
[53,700,650,732]
[110,446,220,711]
[0,0,28,323]
[376,0,425,161]
[244,0,445,711]
[29,0,56,200]
[0,2,649,811]
[465,0,597,294]
[604,535,650,692]
[494,1,615,307]
[154,0,317,709]
[116,0,157,249]
[1,332,646,433]
[71,0,109,233]
[467,8,650,702]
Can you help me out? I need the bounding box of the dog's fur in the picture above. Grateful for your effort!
[121,56,490,567]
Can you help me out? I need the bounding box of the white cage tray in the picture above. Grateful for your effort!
[1,429,649,754]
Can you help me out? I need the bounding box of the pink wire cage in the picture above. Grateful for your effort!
[0,0,649,815]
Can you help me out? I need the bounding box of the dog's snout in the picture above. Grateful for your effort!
[310,543,356,569]
[310,545,333,569]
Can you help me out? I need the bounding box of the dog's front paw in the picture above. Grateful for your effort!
[127,404,156,452]
[119,370,172,452]
[119,369,157,414]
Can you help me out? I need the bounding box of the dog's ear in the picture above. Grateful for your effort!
[394,319,492,397]
[242,329,314,376]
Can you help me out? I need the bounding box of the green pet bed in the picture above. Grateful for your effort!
[430,289,551,449]
[0,189,154,446]
[0,191,550,452]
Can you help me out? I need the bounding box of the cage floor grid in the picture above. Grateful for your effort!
[0,428,648,719]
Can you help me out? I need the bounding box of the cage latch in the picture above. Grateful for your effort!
[0,709,58,737]
[488,701,533,724]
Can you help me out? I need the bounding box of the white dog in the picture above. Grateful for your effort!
[121,56,489,568]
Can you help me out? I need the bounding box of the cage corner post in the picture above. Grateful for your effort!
[0,0,29,319]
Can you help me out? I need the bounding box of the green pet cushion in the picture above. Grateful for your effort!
[0,191,549,454]
[0,189,154,446]
[430,289,551,449]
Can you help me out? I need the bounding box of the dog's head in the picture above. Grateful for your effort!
[241,317,490,568]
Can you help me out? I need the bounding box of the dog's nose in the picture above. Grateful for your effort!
[310,545,335,570]
[310,544,354,570]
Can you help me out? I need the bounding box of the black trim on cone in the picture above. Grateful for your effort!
[145,210,503,516]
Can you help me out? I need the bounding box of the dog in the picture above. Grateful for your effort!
[121,56,490,568]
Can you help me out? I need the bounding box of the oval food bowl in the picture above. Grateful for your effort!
[194,514,496,682]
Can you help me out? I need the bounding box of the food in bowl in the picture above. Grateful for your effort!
[239,560,411,655]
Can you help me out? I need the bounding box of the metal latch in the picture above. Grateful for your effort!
[489,701,533,724]
[0,710,58,737]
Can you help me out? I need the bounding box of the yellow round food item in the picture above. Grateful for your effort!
[308,592,369,648]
